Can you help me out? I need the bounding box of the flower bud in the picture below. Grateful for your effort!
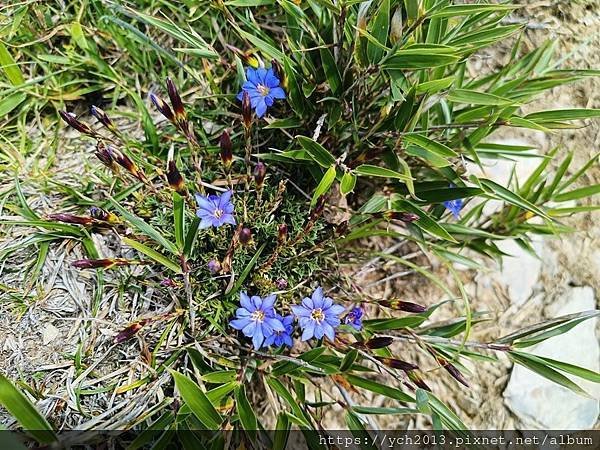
[253,162,266,188]
[239,227,253,246]
[277,223,288,245]
[379,299,427,313]
[219,130,233,169]
[166,77,186,121]
[48,213,93,226]
[207,259,222,275]
[241,91,252,128]
[275,278,288,289]
[270,59,285,88]
[149,92,174,123]
[389,7,403,44]
[365,337,394,349]
[114,320,149,344]
[71,258,131,270]
[103,144,145,181]
[383,211,419,223]
[160,278,177,287]
[310,195,326,220]
[167,160,186,194]
[90,105,115,131]
[444,363,469,388]
[376,357,418,372]
[95,142,118,171]
[408,370,431,391]
[59,111,96,136]
[89,207,119,224]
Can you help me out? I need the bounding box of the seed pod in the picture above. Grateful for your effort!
[239,227,253,246]
[114,320,150,344]
[90,105,115,131]
[149,92,174,123]
[59,111,96,136]
[376,356,418,372]
[241,91,252,128]
[219,130,233,169]
[383,211,419,223]
[253,162,266,188]
[47,213,93,226]
[379,299,427,313]
[277,223,288,245]
[71,258,132,270]
[207,259,222,275]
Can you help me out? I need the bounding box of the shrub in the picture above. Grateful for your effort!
[0,0,599,445]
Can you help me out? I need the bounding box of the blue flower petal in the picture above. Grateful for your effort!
[242,320,257,337]
[269,87,286,99]
[230,318,250,330]
[256,68,268,83]
[255,99,268,118]
[301,322,315,341]
[323,323,335,341]
[246,68,259,84]
[252,327,264,349]
[240,292,253,311]
[313,323,325,339]
[265,316,285,332]
[291,305,311,317]
[264,95,274,107]
[198,219,213,229]
[265,69,280,88]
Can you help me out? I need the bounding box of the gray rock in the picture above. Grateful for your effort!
[504,286,599,429]
[497,239,543,306]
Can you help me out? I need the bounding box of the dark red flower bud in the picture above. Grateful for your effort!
[364,337,394,349]
[376,357,418,372]
[71,258,132,269]
[47,213,93,226]
[408,370,431,391]
[114,320,149,344]
[59,111,96,136]
[242,91,252,128]
[253,162,266,188]
[95,142,117,170]
[239,227,253,246]
[149,92,174,123]
[90,105,115,131]
[219,130,233,169]
[89,207,119,224]
[379,299,427,313]
[310,195,326,220]
[444,363,469,388]
[103,144,145,181]
[167,160,186,194]
[166,77,185,120]
[277,223,288,245]
[383,211,419,223]
[160,278,177,288]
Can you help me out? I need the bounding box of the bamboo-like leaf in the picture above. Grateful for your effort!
[448,89,515,106]
[367,0,390,64]
[510,351,600,383]
[122,237,182,274]
[109,198,178,254]
[508,352,590,397]
[340,171,357,195]
[478,178,550,220]
[296,136,336,167]
[311,165,337,206]
[355,164,412,182]
[429,4,520,18]
[343,375,414,403]
[235,386,258,432]
[169,370,223,429]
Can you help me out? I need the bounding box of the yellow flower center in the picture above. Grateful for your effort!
[251,310,265,322]
[214,208,224,218]
[256,84,270,96]
[311,308,325,324]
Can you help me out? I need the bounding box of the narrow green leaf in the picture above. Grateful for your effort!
[0,41,24,85]
[340,171,357,195]
[355,164,412,182]
[478,178,550,220]
[122,237,182,274]
[0,374,57,444]
[403,134,458,158]
[367,0,390,64]
[554,184,600,202]
[311,165,337,206]
[296,136,336,167]
[448,89,515,106]
[235,386,258,431]
[344,375,414,403]
[169,370,223,429]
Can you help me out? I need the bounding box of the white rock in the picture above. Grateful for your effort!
[504,286,600,429]
[496,239,543,306]
[42,323,60,345]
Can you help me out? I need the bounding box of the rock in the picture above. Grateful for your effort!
[42,323,60,345]
[504,286,599,429]
[496,239,543,306]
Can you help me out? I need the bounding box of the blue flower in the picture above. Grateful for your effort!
[344,307,363,331]
[230,293,285,350]
[443,184,463,219]
[236,67,285,118]
[264,315,294,348]
[195,190,236,229]
[291,287,345,341]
